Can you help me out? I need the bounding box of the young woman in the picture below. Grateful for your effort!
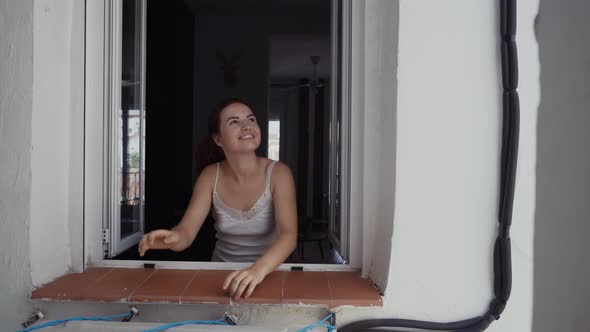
[138,98,297,300]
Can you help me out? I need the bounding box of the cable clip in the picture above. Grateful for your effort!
[21,311,44,329]
[122,306,139,322]
[223,312,239,326]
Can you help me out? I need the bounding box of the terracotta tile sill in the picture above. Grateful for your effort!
[32,268,382,307]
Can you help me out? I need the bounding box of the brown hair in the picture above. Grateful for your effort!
[196,97,253,175]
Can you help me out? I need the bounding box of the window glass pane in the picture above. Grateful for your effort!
[333,0,344,240]
[120,0,143,239]
[268,120,280,160]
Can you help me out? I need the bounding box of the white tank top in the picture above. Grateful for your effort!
[210,161,277,262]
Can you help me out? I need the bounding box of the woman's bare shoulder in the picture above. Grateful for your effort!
[270,161,294,185]
[195,163,218,187]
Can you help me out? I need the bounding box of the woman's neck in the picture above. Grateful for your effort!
[223,153,260,183]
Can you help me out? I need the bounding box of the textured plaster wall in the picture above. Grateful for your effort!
[0,1,544,331]
[30,0,83,285]
[345,4,538,331]
[371,1,538,331]
[0,0,34,328]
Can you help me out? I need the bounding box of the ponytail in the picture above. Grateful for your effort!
[196,135,224,176]
[195,97,253,176]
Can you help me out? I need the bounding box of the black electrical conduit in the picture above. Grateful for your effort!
[338,0,519,331]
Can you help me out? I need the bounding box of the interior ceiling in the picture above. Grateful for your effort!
[184,0,332,80]
[184,0,331,16]
[270,36,331,79]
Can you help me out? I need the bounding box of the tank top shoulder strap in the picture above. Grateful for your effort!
[214,162,220,193]
[265,161,278,192]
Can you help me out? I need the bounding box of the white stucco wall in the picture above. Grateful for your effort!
[30,0,84,285]
[3,0,543,330]
[0,0,34,328]
[378,1,538,331]
[358,0,398,292]
[533,0,590,331]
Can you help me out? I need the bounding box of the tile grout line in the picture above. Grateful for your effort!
[90,267,115,286]
[72,268,115,298]
[281,271,293,305]
[127,268,157,302]
[178,270,199,304]
[325,271,334,307]
[280,271,287,304]
[181,270,231,305]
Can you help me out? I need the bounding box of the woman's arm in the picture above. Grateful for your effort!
[170,164,216,250]
[139,164,216,256]
[223,162,298,299]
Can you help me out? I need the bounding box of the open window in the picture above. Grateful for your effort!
[103,0,353,266]
[104,0,147,256]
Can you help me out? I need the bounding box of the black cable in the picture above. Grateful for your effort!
[339,0,519,331]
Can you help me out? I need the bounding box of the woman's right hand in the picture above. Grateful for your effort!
[138,229,182,256]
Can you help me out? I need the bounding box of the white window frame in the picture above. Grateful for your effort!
[83,0,363,271]
[102,0,147,258]
[328,0,352,260]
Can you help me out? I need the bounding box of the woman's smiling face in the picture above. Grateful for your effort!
[214,102,261,154]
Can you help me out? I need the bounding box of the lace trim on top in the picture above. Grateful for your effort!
[212,161,276,222]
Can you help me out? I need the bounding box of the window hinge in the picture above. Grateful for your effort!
[102,228,110,244]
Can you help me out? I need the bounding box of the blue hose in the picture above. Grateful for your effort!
[17,311,335,332]
[17,313,130,332]
[139,318,229,332]
[297,313,336,332]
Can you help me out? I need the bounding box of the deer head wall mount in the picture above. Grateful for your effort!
[216,49,243,88]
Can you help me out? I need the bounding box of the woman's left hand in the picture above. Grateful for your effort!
[223,266,266,300]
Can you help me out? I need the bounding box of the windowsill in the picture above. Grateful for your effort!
[31,268,382,307]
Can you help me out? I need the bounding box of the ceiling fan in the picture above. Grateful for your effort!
[271,55,326,91]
